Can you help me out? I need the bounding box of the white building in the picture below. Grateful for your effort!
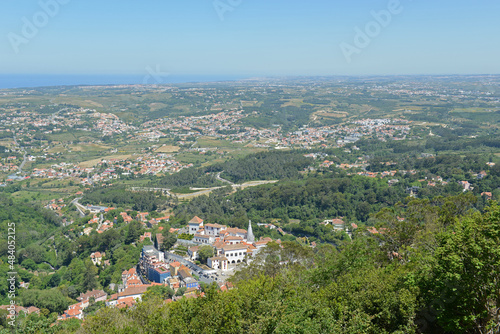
[225,227,247,239]
[188,216,204,235]
[224,236,243,245]
[193,234,214,245]
[221,244,248,264]
[204,223,226,237]
[187,246,199,260]
[208,256,229,271]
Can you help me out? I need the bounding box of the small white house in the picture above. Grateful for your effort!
[188,216,204,235]
[208,256,228,271]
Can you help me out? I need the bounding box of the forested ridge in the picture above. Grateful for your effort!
[155,151,313,188]
[0,194,62,251]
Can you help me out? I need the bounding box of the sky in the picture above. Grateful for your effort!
[0,0,499,77]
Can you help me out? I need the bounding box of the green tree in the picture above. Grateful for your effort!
[419,203,500,333]
[81,260,99,292]
[160,229,177,251]
[125,221,143,245]
[197,245,214,265]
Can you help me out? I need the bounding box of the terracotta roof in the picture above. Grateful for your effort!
[116,297,136,309]
[189,216,204,224]
[26,306,40,314]
[226,227,247,234]
[213,241,225,249]
[205,223,225,228]
[223,244,248,251]
[65,308,81,316]
[118,285,150,298]
[225,236,243,241]
[178,268,192,280]
[78,289,107,302]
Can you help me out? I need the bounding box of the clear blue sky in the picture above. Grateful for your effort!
[1,0,499,76]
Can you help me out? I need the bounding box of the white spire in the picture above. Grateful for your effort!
[247,220,255,243]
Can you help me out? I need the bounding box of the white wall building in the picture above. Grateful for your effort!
[221,244,248,264]
[193,234,214,245]
[188,216,204,235]
[204,223,226,237]
[208,256,229,271]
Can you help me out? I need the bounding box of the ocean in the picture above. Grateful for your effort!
[0,74,248,89]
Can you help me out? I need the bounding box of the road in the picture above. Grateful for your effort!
[71,197,86,217]
[129,186,172,196]
[13,135,28,175]
[174,178,279,199]
[216,172,234,185]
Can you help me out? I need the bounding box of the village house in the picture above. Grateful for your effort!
[187,246,199,260]
[207,256,228,271]
[114,285,150,304]
[193,233,214,244]
[60,303,84,320]
[77,289,108,308]
[90,252,105,266]
[204,223,226,237]
[0,305,39,319]
[188,216,204,234]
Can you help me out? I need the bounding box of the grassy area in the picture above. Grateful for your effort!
[450,107,493,113]
[175,152,213,165]
[155,145,180,153]
[79,154,133,167]
[69,143,111,152]
[48,131,96,143]
[170,187,198,194]
[195,137,245,149]
[10,190,53,202]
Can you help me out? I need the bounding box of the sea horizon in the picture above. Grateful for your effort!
[0,74,251,90]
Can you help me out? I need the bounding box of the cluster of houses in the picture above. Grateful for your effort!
[45,198,67,211]
[185,216,276,270]
[81,209,170,236]
[133,216,278,287]
[59,267,193,320]
[0,305,40,320]
[139,247,201,294]
[23,153,194,185]
[59,289,108,320]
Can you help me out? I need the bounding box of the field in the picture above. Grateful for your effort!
[155,145,180,153]
[450,107,494,113]
[79,154,133,167]
[69,143,111,152]
[195,137,245,149]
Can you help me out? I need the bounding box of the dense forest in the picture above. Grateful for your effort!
[155,151,314,188]
[0,194,62,253]
[81,186,170,212]
[212,150,313,183]
[154,167,223,189]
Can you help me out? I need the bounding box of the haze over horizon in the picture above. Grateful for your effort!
[1,0,499,83]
